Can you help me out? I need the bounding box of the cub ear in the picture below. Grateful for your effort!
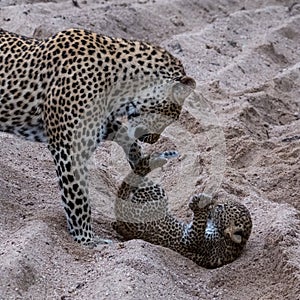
[172,76,196,103]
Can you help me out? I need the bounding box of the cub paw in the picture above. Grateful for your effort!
[189,193,214,211]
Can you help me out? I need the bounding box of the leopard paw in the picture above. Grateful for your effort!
[149,150,178,169]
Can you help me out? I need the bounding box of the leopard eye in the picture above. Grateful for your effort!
[126,103,140,119]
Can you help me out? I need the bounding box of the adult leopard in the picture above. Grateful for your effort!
[0,28,196,245]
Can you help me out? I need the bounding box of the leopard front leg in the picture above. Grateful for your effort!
[103,116,178,171]
[48,139,111,246]
[48,143,90,243]
[102,115,143,166]
[44,96,112,246]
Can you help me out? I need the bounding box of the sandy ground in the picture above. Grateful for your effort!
[0,0,299,299]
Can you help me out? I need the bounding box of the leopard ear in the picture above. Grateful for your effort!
[172,76,196,104]
[180,76,196,89]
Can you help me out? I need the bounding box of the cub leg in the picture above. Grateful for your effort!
[183,193,215,247]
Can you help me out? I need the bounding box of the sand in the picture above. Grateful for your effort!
[0,0,299,299]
